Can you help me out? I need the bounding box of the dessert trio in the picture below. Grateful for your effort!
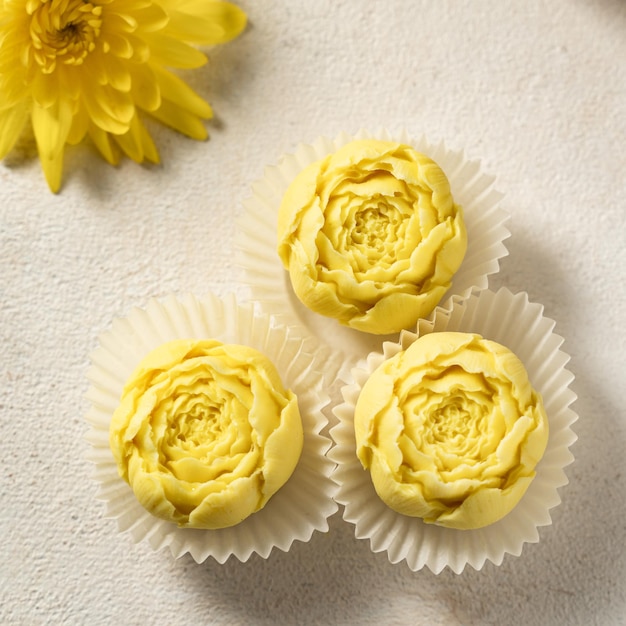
[87,133,575,572]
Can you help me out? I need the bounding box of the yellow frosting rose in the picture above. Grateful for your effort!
[354,332,549,529]
[277,139,467,334]
[109,339,303,529]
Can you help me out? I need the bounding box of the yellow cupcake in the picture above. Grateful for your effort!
[109,339,303,530]
[277,139,467,335]
[354,331,549,529]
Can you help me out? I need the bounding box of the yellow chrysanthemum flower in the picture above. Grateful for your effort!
[0,0,246,192]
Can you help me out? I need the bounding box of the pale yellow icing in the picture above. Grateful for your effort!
[354,332,549,529]
[277,139,467,335]
[109,339,303,529]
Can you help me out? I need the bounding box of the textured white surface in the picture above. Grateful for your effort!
[1,1,625,624]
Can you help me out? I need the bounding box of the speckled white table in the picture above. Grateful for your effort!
[2,1,625,624]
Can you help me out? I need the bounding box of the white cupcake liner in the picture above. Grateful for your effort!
[84,292,338,563]
[329,287,578,574]
[235,129,510,383]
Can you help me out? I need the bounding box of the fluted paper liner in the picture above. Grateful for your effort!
[235,129,510,382]
[329,288,578,574]
[85,293,338,563]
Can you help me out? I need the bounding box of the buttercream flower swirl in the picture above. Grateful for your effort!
[354,332,549,529]
[277,139,467,335]
[0,0,246,191]
[109,339,303,529]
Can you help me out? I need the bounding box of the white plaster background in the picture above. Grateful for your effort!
[1,1,625,624]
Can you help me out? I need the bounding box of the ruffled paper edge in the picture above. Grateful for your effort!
[329,287,578,574]
[84,292,338,563]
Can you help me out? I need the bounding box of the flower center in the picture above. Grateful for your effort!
[27,0,103,73]
[411,383,495,462]
[429,397,469,442]
[351,201,402,253]
[167,395,223,450]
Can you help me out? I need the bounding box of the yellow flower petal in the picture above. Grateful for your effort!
[113,114,159,164]
[165,1,247,45]
[31,73,61,109]
[81,83,135,134]
[148,98,209,140]
[88,123,120,165]
[153,64,213,119]
[121,3,169,34]
[129,64,161,112]
[66,107,89,145]
[144,32,208,68]
[31,99,73,192]
[0,103,28,159]
[100,31,134,59]
[91,52,132,93]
